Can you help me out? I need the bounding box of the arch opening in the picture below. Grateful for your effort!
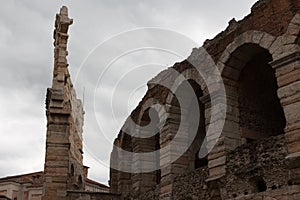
[188,80,207,170]
[138,108,161,184]
[226,44,286,142]
[171,79,207,170]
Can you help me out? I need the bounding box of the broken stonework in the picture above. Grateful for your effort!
[109,0,300,199]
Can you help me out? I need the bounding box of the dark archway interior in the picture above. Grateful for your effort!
[176,80,207,169]
[169,79,207,170]
[70,164,74,176]
[236,45,286,141]
[139,108,161,184]
[188,80,207,169]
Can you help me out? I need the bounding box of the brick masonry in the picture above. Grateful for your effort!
[37,1,300,200]
[42,6,86,200]
[109,0,300,199]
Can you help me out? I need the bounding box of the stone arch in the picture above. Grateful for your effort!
[161,70,207,169]
[269,14,300,62]
[117,131,133,198]
[164,67,208,168]
[130,102,162,197]
[164,67,208,106]
[156,67,209,198]
[109,138,121,194]
[187,79,208,170]
[167,78,207,169]
[218,30,276,73]
[218,31,287,146]
[109,131,133,196]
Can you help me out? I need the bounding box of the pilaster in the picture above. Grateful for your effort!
[271,51,300,185]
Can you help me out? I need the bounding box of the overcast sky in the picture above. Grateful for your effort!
[0,0,257,185]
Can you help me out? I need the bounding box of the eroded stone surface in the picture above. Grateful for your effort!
[43,6,86,200]
[109,0,300,199]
